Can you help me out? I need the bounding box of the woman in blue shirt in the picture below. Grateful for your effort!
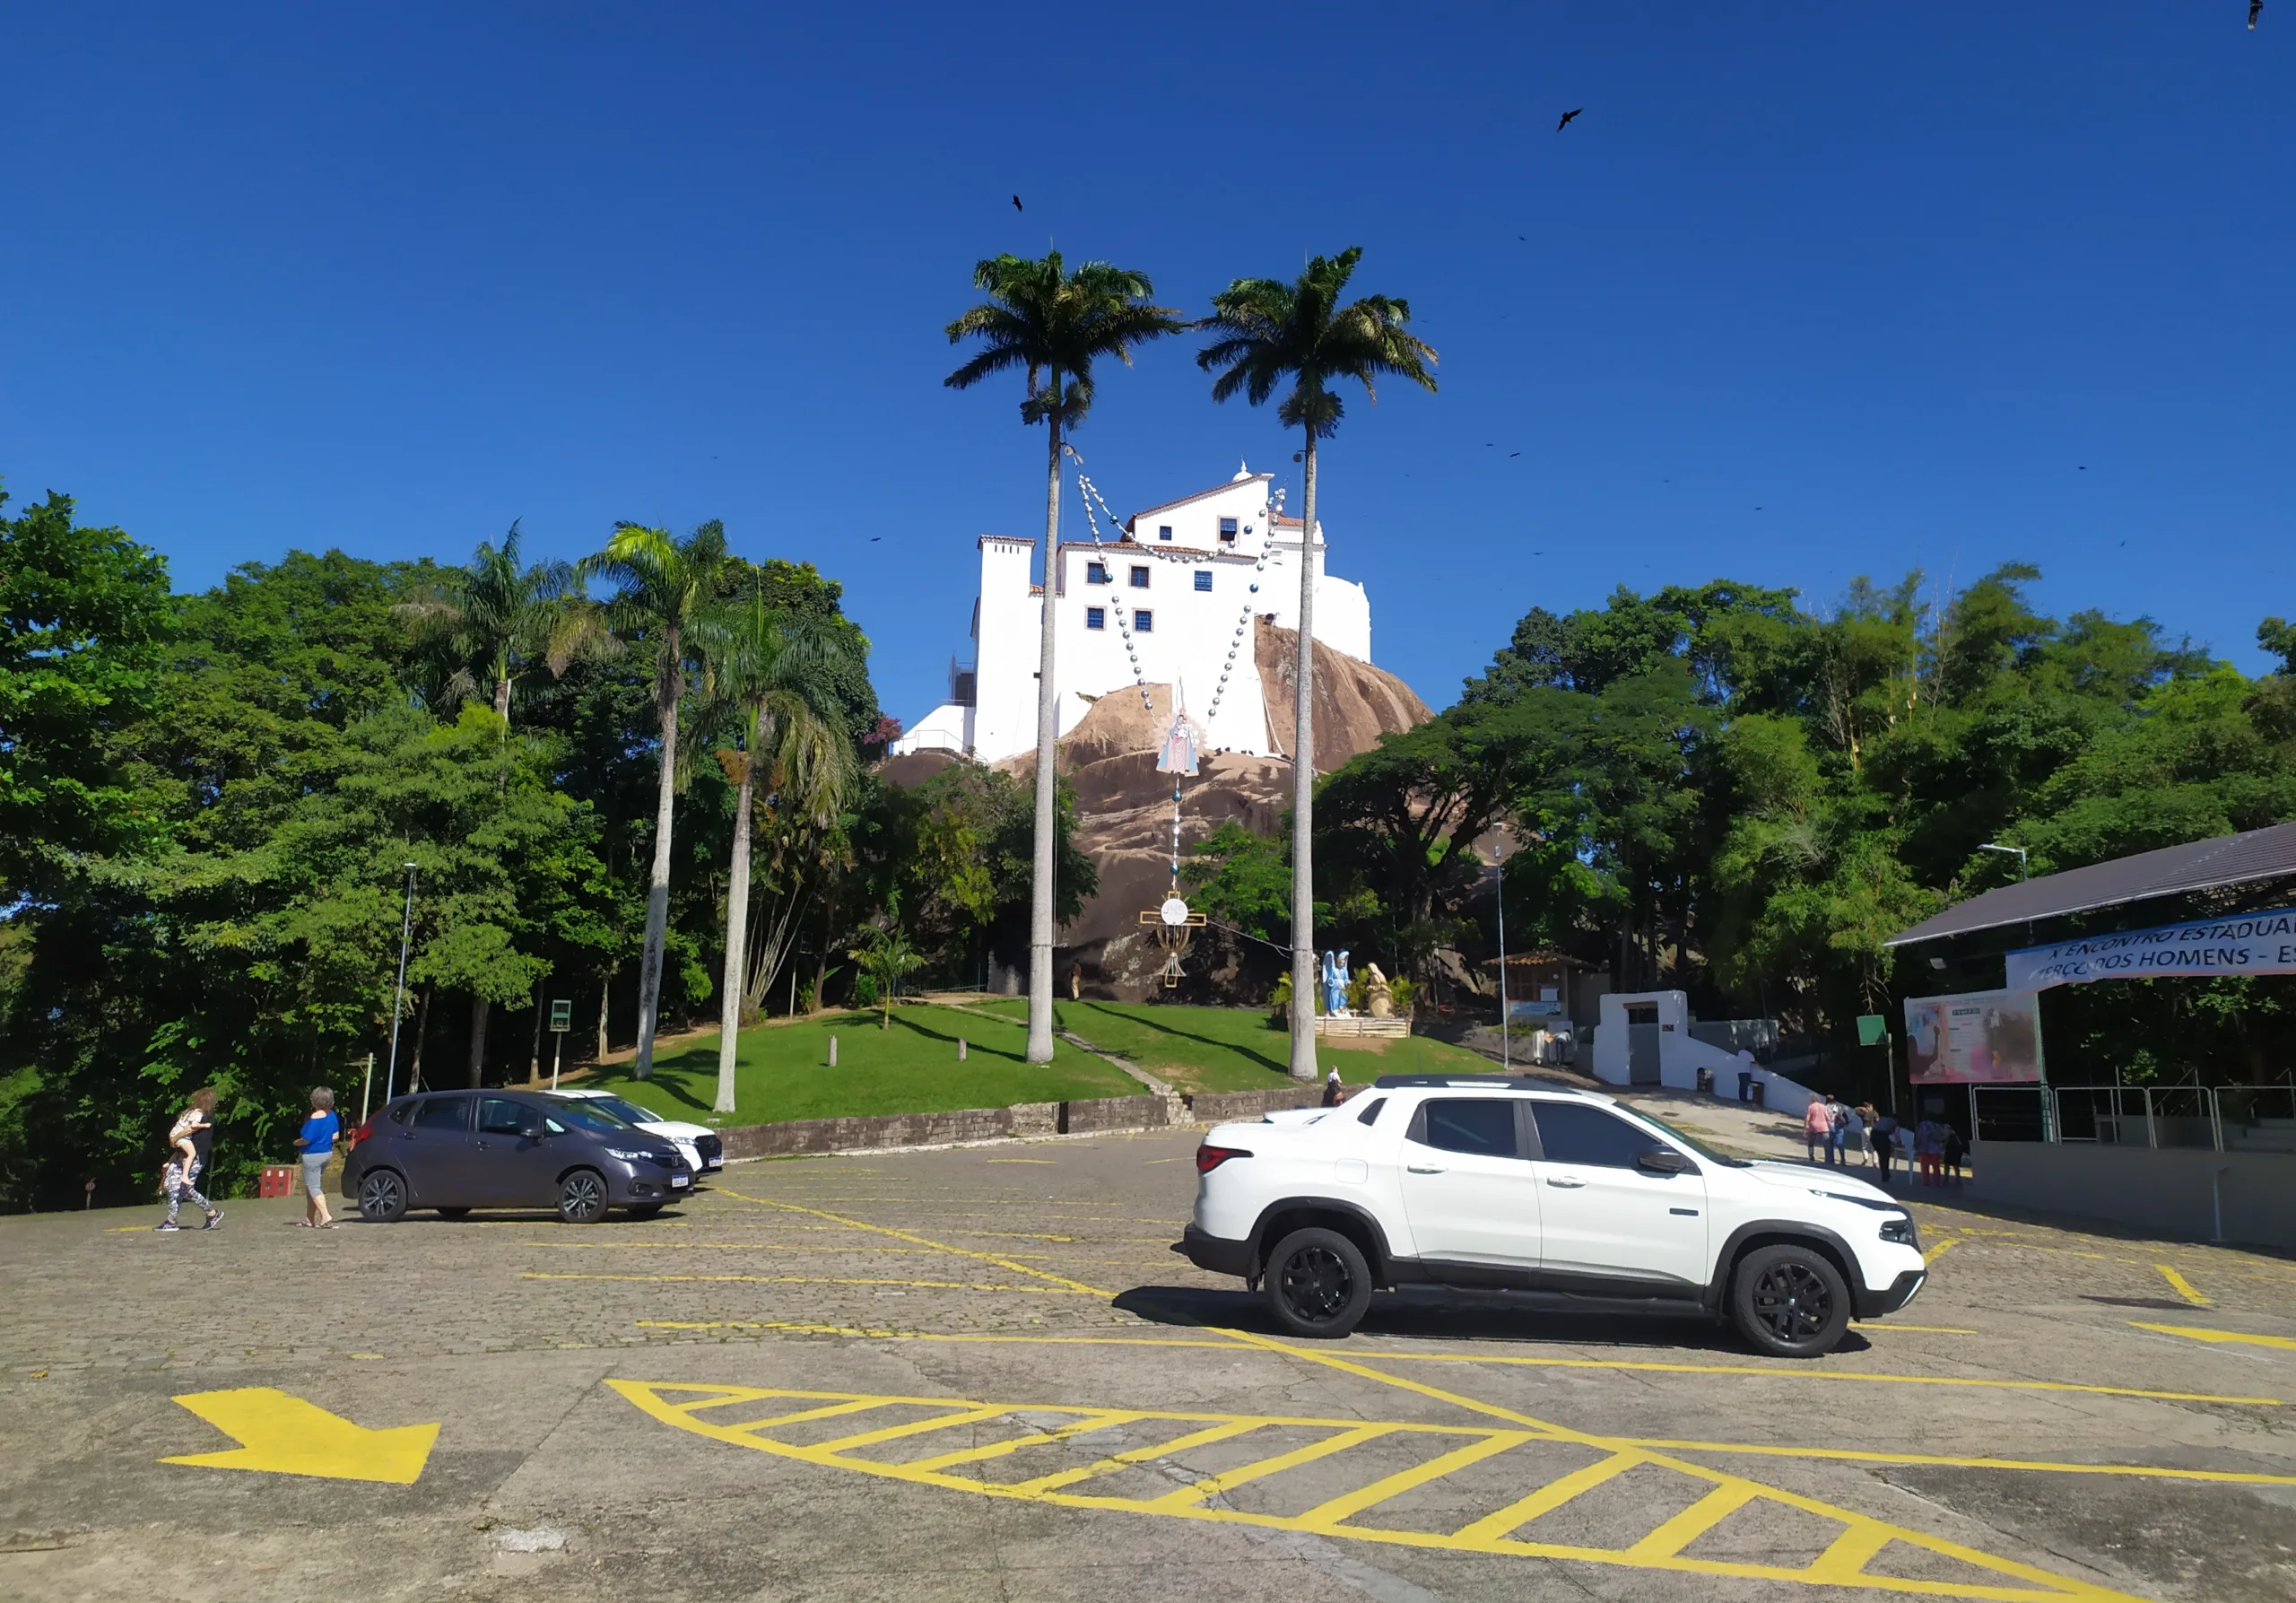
[295,1086,342,1228]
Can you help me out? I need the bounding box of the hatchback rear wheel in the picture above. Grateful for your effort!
[1261,1227,1372,1338]
[557,1169,608,1224]
[358,1169,407,1224]
[1730,1243,1850,1357]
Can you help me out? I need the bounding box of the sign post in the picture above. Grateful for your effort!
[548,999,572,1089]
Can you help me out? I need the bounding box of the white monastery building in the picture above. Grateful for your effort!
[895,464,1373,765]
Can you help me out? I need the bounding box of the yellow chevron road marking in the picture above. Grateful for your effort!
[608,1381,2141,1600]
[2154,1265,2209,1306]
[2131,1322,2296,1352]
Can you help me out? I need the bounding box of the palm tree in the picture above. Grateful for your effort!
[944,252,1183,1065]
[397,522,607,1084]
[1197,248,1437,1080]
[396,521,604,721]
[848,923,925,1032]
[692,587,860,1112]
[580,519,733,1080]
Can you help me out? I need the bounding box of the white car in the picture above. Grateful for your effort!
[1178,1075,1926,1356]
[549,1091,724,1179]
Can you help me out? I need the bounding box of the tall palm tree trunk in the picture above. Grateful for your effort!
[1025,409,1062,1065]
[634,638,683,1081]
[1288,436,1321,1081]
[715,733,756,1112]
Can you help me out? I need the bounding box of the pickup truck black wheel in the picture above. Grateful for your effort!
[1730,1243,1850,1357]
[556,1169,609,1224]
[357,1169,408,1224]
[1262,1227,1372,1339]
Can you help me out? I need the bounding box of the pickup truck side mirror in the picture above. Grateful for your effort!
[1636,1146,1693,1174]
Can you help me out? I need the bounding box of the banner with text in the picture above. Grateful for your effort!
[2005,905,2296,993]
[1904,989,2046,1085]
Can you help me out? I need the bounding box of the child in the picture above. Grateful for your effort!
[158,1088,222,1232]
[294,1086,341,1228]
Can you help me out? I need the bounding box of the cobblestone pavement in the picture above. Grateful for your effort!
[3,1129,2293,1602]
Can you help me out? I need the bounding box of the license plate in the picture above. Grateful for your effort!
[670,1174,690,1189]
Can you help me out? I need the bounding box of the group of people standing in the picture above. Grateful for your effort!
[152,1085,342,1230]
[1801,1093,1964,1185]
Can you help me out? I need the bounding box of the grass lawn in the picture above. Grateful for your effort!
[963,998,1493,1093]
[570,1006,1141,1125]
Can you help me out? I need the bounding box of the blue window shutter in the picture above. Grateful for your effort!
[1194,571,1213,592]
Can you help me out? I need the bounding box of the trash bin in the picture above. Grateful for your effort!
[1748,1078,1766,1110]
[1736,1071,1754,1103]
[258,1164,297,1198]
[1695,1067,1714,1095]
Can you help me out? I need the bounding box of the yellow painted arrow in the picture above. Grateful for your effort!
[161,1388,439,1484]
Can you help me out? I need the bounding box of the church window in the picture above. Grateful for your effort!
[1218,517,1239,543]
[1134,610,1154,632]
[1128,565,1150,588]
[1085,607,1105,630]
[1158,525,1173,541]
[1194,571,1213,592]
[1086,562,1109,585]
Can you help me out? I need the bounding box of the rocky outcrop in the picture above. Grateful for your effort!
[889,625,1432,1001]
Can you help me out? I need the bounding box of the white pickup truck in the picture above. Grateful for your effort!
[1178,1075,1926,1356]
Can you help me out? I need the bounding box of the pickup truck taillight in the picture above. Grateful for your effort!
[1196,1145,1253,1173]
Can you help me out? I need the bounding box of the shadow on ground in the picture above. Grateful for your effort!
[1112,1282,1873,1355]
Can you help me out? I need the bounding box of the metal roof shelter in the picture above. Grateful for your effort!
[1886,820,2296,947]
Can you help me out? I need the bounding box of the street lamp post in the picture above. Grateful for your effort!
[1979,842,2029,880]
[1493,837,1510,1071]
[383,863,417,1103]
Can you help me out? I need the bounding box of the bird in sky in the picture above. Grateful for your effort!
[2251,0,2263,30]
[1509,452,1521,457]
[1012,194,1023,213]
[870,536,882,542]
[2078,466,2087,471]
[1557,109,1583,131]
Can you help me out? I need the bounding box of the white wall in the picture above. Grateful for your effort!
[891,701,971,756]
[1590,990,1818,1118]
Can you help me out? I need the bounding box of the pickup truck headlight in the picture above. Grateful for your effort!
[1880,1215,1919,1249]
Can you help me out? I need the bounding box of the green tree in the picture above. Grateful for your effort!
[692,585,861,1112]
[396,521,604,720]
[581,520,733,1080]
[944,251,1183,1065]
[0,486,171,904]
[847,922,924,1031]
[1197,247,1437,1078]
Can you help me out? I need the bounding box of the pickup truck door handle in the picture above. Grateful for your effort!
[1405,1164,1446,1174]
[1546,1177,1587,1189]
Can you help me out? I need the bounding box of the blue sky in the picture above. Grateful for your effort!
[3,4,2288,724]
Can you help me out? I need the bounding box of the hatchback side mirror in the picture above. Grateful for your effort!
[520,1123,545,1141]
[1636,1147,1692,1174]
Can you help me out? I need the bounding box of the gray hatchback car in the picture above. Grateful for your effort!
[343,1089,689,1224]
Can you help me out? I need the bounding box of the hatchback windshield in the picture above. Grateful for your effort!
[540,1096,634,1133]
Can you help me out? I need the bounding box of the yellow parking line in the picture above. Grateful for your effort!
[2155,1265,2209,1306]
[630,1323,2277,1405]
[1864,1324,1981,1335]
[1923,1238,1961,1266]
[2130,1323,2296,1352]
[521,1271,1093,1295]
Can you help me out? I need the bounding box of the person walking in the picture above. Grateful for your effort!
[1871,1111,1900,1184]
[1942,1121,1968,1182]
[1916,1115,1945,1187]
[1823,1096,1848,1168]
[1893,1120,1917,1179]
[295,1086,341,1227]
[157,1087,222,1232]
[1839,1102,1867,1170]
[1802,1093,1832,1163]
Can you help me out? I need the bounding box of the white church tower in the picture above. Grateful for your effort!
[896,463,1373,763]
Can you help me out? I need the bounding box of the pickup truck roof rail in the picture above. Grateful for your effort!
[1369,1074,1591,1090]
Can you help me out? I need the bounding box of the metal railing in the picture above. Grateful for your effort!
[2043,1084,2296,1152]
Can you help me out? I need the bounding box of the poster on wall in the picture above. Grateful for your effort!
[1903,989,2046,1084]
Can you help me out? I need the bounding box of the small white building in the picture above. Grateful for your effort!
[895,464,1373,764]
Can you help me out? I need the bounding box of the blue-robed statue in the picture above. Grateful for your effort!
[1320,948,1351,1015]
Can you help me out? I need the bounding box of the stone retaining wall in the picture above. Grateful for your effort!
[716,1083,1362,1160]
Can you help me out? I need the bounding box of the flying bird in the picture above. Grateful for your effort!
[1012,194,1023,213]
[2251,0,2263,30]
[870,536,882,542]
[2077,466,2087,471]
[1557,109,1583,131]
[1509,452,1521,457]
